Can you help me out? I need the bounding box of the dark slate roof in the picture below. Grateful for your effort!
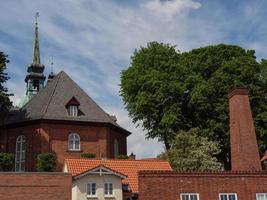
[3,71,130,135]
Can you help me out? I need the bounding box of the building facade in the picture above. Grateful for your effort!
[138,88,267,200]
[0,18,130,172]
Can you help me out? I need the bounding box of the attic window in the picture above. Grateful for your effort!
[66,97,81,117]
[68,105,78,116]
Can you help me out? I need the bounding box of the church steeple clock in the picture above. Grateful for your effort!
[25,12,46,98]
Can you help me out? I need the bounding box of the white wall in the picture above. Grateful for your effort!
[72,173,123,200]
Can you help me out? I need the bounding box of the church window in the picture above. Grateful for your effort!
[114,139,119,158]
[68,133,80,151]
[15,135,26,172]
[68,105,78,116]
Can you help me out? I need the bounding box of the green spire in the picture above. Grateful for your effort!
[32,12,40,64]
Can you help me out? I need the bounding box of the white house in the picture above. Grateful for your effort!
[68,165,126,200]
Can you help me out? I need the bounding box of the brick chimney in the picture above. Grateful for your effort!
[229,88,262,171]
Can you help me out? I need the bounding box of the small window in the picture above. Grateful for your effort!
[87,182,96,197]
[68,105,78,116]
[257,194,267,200]
[15,135,26,172]
[104,182,113,196]
[181,193,199,200]
[114,139,119,158]
[219,193,237,200]
[68,133,80,151]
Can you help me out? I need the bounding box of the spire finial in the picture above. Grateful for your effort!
[32,12,41,64]
[50,55,54,75]
[35,12,39,25]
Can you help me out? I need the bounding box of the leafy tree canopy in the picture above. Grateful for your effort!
[0,51,12,114]
[120,42,267,169]
[166,129,222,171]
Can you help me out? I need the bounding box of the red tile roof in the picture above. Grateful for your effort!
[65,158,172,193]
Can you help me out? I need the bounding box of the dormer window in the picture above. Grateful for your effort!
[66,97,82,117]
[68,105,78,116]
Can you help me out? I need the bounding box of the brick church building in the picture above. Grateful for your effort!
[0,18,130,172]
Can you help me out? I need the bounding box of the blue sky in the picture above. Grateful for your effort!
[1,0,267,158]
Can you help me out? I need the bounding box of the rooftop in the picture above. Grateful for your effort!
[64,158,172,193]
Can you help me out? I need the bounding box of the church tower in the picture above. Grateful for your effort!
[25,13,46,98]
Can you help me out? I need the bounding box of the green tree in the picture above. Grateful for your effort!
[120,42,183,150]
[167,129,222,171]
[0,51,12,114]
[37,153,56,172]
[0,153,15,172]
[120,42,267,169]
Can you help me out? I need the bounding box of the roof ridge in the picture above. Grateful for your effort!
[65,158,169,162]
[42,73,61,117]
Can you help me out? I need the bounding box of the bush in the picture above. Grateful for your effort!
[0,153,14,171]
[81,153,96,158]
[37,153,56,172]
[116,155,130,160]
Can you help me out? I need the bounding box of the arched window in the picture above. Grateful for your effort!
[114,139,119,158]
[68,133,80,151]
[15,135,26,172]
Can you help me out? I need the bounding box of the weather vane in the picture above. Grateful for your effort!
[35,12,40,24]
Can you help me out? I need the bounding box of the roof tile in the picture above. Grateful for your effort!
[65,158,172,193]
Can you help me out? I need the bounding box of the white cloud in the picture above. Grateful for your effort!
[143,0,201,19]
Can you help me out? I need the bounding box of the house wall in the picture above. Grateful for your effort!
[138,171,267,200]
[0,172,71,200]
[72,174,123,200]
[0,121,127,171]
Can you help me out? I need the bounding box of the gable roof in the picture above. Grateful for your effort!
[64,158,172,193]
[73,164,127,180]
[4,71,130,134]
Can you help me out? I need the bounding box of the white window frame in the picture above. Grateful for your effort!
[87,182,97,197]
[104,182,114,197]
[180,193,199,200]
[68,133,80,151]
[15,135,26,172]
[69,105,78,116]
[219,193,237,200]
[256,193,267,200]
[114,139,119,158]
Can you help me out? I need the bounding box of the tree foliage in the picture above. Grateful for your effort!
[0,51,11,114]
[81,153,96,158]
[36,153,56,172]
[167,129,222,171]
[0,153,15,172]
[120,42,267,169]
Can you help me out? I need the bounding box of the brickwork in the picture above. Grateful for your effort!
[0,172,71,200]
[0,120,127,171]
[138,171,267,200]
[228,88,262,171]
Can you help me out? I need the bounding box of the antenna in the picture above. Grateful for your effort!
[50,55,54,74]
[35,12,40,25]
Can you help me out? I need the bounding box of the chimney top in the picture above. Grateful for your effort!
[228,87,248,99]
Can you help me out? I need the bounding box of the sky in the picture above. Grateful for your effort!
[1,0,267,158]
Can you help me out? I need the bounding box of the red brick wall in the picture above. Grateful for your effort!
[139,171,267,200]
[229,89,262,171]
[0,121,128,171]
[0,172,71,200]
